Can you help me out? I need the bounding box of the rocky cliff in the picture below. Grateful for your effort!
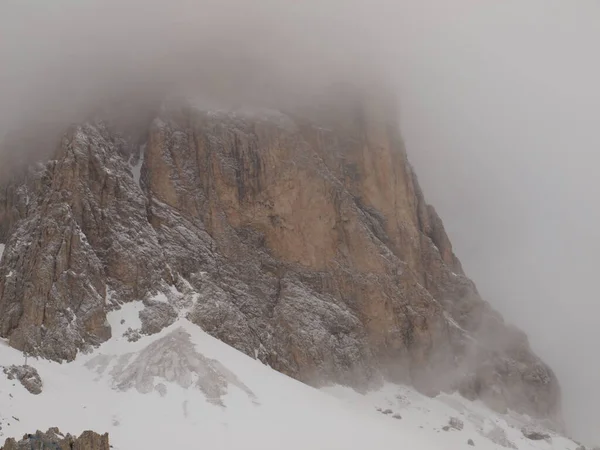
[0,89,562,426]
[1,428,109,450]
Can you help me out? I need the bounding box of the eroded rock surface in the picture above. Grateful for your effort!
[1,428,108,450]
[0,89,562,425]
[85,327,257,405]
[522,426,551,441]
[2,365,42,395]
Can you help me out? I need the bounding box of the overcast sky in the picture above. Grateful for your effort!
[1,0,598,444]
[391,1,600,444]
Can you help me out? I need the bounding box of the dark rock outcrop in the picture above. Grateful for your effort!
[522,426,551,441]
[0,90,562,426]
[2,365,42,395]
[1,428,109,450]
[448,417,464,431]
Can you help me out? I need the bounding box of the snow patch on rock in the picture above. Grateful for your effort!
[87,327,256,406]
[129,144,145,189]
[106,302,144,341]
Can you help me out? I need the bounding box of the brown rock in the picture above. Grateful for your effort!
[1,428,109,450]
[0,89,562,426]
[71,430,110,450]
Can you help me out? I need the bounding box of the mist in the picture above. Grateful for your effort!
[1,0,599,444]
[393,1,600,444]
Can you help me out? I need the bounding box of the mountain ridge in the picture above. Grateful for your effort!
[0,91,562,428]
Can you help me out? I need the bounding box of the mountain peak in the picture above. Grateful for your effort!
[0,94,561,429]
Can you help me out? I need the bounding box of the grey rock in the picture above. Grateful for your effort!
[139,300,177,335]
[2,365,42,395]
[88,327,257,406]
[449,417,464,431]
[521,426,551,441]
[0,91,563,427]
[122,328,141,343]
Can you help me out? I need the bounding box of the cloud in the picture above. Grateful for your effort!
[0,0,390,139]
[394,1,600,444]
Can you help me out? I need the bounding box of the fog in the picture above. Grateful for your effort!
[1,0,599,444]
[392,2,600,444]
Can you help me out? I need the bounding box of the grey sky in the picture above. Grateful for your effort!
[392,1,600,444]
[1,0,598,444]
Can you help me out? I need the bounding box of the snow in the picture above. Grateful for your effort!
[105,301,144,342]
[0,243,4,259]
[149,287,176,304]
[323,384,575,450]
[0,305,580,450]
[129,144,145,188]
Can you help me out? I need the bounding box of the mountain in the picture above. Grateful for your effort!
[0,306,582,450]
[0,87,565,446]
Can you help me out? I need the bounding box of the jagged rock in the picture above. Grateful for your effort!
[0,88,562,425]
[1,428,109,450]
[122,328,141,342]
[2,365,42,395]
[448,417,464,431]
[521,426,551,441]
[86,327,257,406]
[71,431,110,450]
[392,414,402,420]
[139,300,177,335]
[468,439,475,446]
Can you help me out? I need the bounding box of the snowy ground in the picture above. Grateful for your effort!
[323,385,577,450]
[0,303,581,450]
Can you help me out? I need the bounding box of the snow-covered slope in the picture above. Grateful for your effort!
[0,305,579,450]
[324,386,577,450]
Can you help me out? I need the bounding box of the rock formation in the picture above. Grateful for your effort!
[2,365,43,395]
[0,88,562,426]
[522,426,552,441]
[1,428,109,450]
[85,327,257,405]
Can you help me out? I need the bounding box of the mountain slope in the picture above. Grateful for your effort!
[0,89,561,426]
[0,304,577,450]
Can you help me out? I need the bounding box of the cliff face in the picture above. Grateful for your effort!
[0,92,562,425]
[1,428,109,450]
